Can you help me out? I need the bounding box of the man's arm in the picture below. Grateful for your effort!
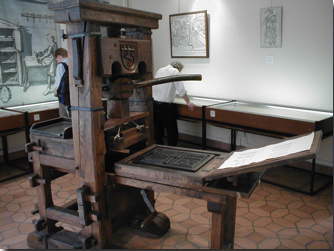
[182,93,195,111]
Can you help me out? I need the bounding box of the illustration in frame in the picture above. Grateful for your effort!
[260,6,282,48]
[0,0,60,107]
[170,10,209,58]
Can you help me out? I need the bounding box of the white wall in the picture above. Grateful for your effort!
[130,0,333,111]
[129,0,333,167]
[2,0,332,168]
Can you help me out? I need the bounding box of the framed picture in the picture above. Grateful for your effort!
[170,10,209,58]
[0,0,60,107]
[260,6,282,48]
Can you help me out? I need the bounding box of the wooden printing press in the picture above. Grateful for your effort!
[25,0,323,249]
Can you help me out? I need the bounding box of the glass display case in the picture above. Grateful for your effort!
[206,101,333,137]
[173,96,333,195]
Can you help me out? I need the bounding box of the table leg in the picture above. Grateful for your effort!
[207,197,237,249]
[1,135,9,163]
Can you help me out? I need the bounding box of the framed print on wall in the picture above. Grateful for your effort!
[260,6,282,48]
[170,10,209,58]
[0,0,60,107]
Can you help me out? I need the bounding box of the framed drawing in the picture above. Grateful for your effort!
[0,0,60,107]
[170,10,209,58]
[260,6,282,48]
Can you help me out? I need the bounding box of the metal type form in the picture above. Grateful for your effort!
[133,147,215,172]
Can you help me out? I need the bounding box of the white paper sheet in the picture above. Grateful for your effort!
[218,132,315,169]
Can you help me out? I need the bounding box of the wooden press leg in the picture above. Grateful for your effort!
[67,22,112,249]
[31,151,57,233]
[207,197,237,249]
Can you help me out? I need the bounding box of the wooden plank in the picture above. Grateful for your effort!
[0,109,25,131]
[113,175,227,204]
[104,112,150,129]
[32,151,58,233]
[30,135,74,159]
[208,197,237,249]
[48,0,162,28]
[39,155,76,173]
[67,21,111,249]
[46,206,82,228]
[176,104,203,120]
[206,107,315,136]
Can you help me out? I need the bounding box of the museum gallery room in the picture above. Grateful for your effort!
[0,0,333,249]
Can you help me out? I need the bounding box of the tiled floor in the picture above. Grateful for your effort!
[0,168,332,249]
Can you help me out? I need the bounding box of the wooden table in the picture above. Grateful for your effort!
[7,101,60,126]
[0,102,60,181]
[173,96,232,148]
[0,107,31,181]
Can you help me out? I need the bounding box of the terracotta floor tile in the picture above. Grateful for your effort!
[10,212,27,223]
[178,218,197,229]
[254,227,278,238]
[174,197,192,205]
[290,208,313,219]
[235,226,254,237]
[283,213,301,223]
[190,205,208,215]
[248,200,266,208]
[298,228,327,241]
[307,240,331,249]
[265,222,285,233]
[247,232,266,243]
[280,239,305,249]
[2,228,20,239]
[271,208,289,218]
[292,234,313,246]
[258,238,281,249]
[253,216,273,227]
[163,209,179,218]
[170,213,189,223]
[188,225,209,235]
[310,224,330,235]
[273,217,296,228]
[189,213,210,225]
[0,216,14,228]
[249,208,270,217]
[174,240,198,249]
[277,228,299,239]
[199,229,211,242]
[260,204,278,213]
[296,218,317,228]
[192,198,207,206]
[185,201,201,210]
[312,209,332,219]
[163,234,186,246]
[324,231,333,242]
[234,237,258,249]
[236,216,253,227]
[186,234,209,248]
[243,212,260,222]
[0,165,332,250]
[17,223,34,235]
[315,219,334,230]
[155,204,173,212]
